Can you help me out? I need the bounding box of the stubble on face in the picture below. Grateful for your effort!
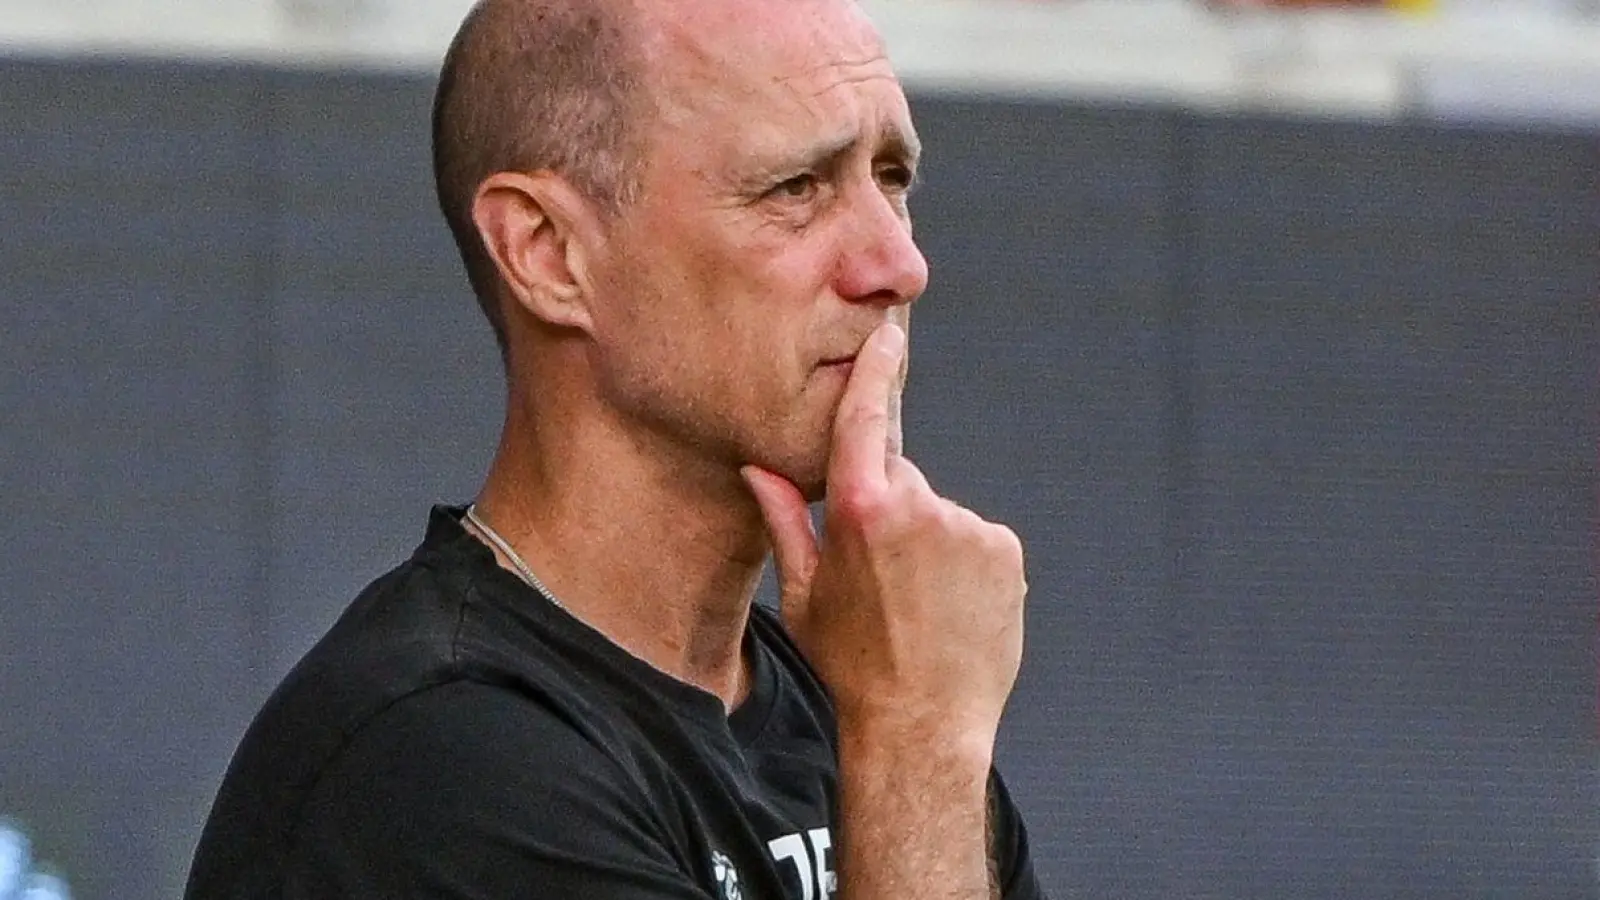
[585,0,925,499]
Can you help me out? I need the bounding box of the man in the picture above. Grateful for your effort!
[186,0,1041,897]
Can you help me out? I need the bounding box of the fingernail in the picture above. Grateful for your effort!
[877,323,907,357]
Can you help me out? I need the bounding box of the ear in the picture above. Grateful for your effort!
[471,171,600,333]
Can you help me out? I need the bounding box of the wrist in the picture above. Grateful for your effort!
[831,707,997,898]
[835,708,996,779]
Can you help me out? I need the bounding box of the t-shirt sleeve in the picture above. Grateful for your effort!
[990,766,1048,900]
[282,680,713,900]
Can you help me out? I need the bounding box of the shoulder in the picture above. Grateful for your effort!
[187,555,481,896]
[301,679,656,825]
[232,556,474,788]
[284,680,700,895]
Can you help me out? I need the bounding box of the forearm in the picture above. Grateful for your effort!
[835,722,997,900]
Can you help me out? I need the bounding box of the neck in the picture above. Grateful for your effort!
[471,372,771,713]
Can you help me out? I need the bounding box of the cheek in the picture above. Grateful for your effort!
[590,267,762,424]
[675,250,807,382]
[587,259,694,406]
[601,218,822,419]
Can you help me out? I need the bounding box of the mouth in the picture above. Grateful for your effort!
[818,355,857,374]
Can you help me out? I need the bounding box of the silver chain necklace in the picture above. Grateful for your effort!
[462,504,564,610]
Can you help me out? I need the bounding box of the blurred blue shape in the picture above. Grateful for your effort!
[0,820,32,900]
[0,820,69,900]
[18,872,71,900]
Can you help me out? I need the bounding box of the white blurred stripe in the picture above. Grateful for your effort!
[0,0,1596,124]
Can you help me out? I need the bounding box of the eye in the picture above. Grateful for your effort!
[768,172,819,201]
[877,163,916,193]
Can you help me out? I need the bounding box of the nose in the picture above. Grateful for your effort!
[832,183,929,309]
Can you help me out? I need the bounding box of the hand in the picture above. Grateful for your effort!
[742,323,1027,750]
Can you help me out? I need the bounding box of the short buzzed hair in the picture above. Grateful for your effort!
[431,0,647,351]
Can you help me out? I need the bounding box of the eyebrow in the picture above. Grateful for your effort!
[743,121,923,187]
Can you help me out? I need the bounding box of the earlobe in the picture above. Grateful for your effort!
[472,172,596,334]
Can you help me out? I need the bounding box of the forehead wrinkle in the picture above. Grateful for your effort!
[800,70,899,100]
[641,3,915,165]
[781,51,892,84]
[773,62,916,156]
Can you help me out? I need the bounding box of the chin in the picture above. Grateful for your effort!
[757,445,829,504]
[748,417,832,502]
[796,475,828,504]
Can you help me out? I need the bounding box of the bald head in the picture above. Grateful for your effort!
[432,0,647,351]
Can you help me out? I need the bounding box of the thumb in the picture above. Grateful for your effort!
[740,465,820,619]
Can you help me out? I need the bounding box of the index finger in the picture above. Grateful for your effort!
[828,323,908,492]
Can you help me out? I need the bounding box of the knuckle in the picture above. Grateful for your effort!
[883,455,915,479]
[927,497,968,531]
[978,523,1027,583]
[947,504,989,536]
[885,455,929,493]
[992,524,1025,565]
[889,493,938,536]
[884,462,934,505]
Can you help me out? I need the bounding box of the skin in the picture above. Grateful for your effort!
[466,1,1027,897]
[468,0,926,708]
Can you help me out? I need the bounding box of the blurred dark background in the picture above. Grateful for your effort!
[0,52,1595,900]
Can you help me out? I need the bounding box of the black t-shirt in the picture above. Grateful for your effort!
[186,505,1045,900]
